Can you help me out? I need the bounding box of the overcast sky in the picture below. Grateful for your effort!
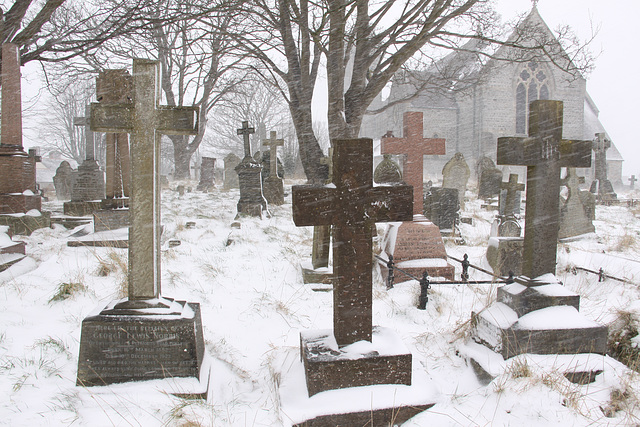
[496,0,640,178]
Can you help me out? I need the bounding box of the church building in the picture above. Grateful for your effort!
[361,5,623,186]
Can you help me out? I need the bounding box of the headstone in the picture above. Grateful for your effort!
[475,156,495,186]
[64,104,105,216]
[381,111,445,215]
[261,131,285,205]
[478,167,503,200]
[77,59,204,387]
[223,153,241,190]
[235,121,268,218]
[589,132,617,202]
[292,138,415,399]
[558,168,595,239]
[96,69,133,209]
[441,152,470,208]
[0,43,41,214]
[374,154,403,184]
[498,174,524,218]
[423,186,459,231]
[196,157,216,192]
[629,175,637,189]
[53,161,76,201]
[469,101,607,374]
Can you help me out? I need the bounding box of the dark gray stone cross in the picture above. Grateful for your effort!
[292,138,413,346]
[500,173,525,217]
[498,100,591,280]
[91,59,198,302]
[237,121,255,160]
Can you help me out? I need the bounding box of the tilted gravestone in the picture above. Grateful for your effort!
[380,111,454,281]
[223,153,241,190]
[261,131,285,205]
[441,152,470,208]
[471,100,607,369]
[292,138,415,393]
[196,157,216,192]
[235,121,269,218]
[559,168,595,239]
[77,59,204,386]
[64,104,105,216]
[53,161,76,201]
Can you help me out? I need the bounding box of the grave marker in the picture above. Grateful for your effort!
[223,153,241,190]
[499,173,525,218]
[589,132,617,202]
[235,121,268,217]
[261,131,284,205]
[629,175,637,189]
[441,152,470,208]
[77,59,204,386]
[559,168,595,239]
[196,157,216,192]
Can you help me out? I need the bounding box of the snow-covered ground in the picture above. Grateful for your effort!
[1,181,639,426]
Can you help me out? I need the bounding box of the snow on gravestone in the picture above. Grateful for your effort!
[470,100,607,366]
[77,59,205,387]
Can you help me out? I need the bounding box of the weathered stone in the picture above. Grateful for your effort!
[235,121,269,218]
[223,153,241,190]
[93,209,130,233]
[475,156,495,186]
[499,173,524,217]
[261,131,285,205]
[196,157,216,192]
[498,217,522,238]
[53,161,76,201]
[589,132,617,202]
[423,186,459,231]
[478,167,503,200]
[441,152,470,208]
[486,237,523,277]
[559,168,595,239]
[629,175,637,189]
[374,154,403,184]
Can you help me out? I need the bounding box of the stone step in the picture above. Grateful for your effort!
[498,282,580,317]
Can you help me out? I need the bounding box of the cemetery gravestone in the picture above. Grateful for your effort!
[235,121,269,218]
[374,154,403,184]
[196,157,216,192]
[64,105,105,216]
[589,132,617,202]
[53,161,76,201]
[629,175,637,189]
[478,167,503,200]
[423,187,459,231]
[475,156,496,187]
[261,131,285,205]
[499,173,524,218]
[558,168,595,239]
[471,100,607,369]
[77,59,204,386]
[292,138,415,397]
[441,152,470,208]
[223,153,241,190]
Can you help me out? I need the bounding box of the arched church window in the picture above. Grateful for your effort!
[516,62,551,134]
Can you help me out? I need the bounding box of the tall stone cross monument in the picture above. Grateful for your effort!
[77,59,204,386]
[497,100,592,280]
[235,121,268,217]
[589,132,617,202]
[381,111,445,214]
[262,130,285,205]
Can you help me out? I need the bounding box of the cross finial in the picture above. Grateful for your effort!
[532,0,539,8]
[237,121,255,159]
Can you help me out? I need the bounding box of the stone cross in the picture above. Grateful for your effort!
[592,132,610,182]
[630,175,637,189]
[237,121,255,160]
[74,105,95,161]
[497,100,591,280]
[91,59,198,302]
[381,111,445,215]
[292,139,413,346]
[500,173,525,217]
[262,131,284,178]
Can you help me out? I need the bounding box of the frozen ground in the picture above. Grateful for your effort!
[1,181,640,426]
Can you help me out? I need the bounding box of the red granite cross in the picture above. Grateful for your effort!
[497,100,591,280]
[381,111,445,215]
[292,139,413,346]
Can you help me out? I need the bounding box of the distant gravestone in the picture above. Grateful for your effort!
[559,168,595,239]
[53,161,76,201]
[292,138,413,391]
[478,167,503,200]
[499,173,524,218]
[629,175,637,189]
[223,153,241,190]
[235,121,268,218]
[441,152,470,208]
[423,187,459,231]
[77,59,204,387]
[475,156,495,186]
[374,154,403,184]
[261,131,285,205]
[196,157,216,192]
[589,132,617,202]
[472,100,607,367]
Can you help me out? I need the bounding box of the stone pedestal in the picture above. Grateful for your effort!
[0,147,41,214]
[382,215,455,282]
[235,158,268,218]
[93,208,129,232]
[471,279,607,361]
[64,160,105,216]
[64,201,103,217]
[77,298,205,386]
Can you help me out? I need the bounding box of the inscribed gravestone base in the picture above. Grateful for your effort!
[468,101,606,377]
[442,152,470,208]
[77,59,205,387]
[292,138,415,400]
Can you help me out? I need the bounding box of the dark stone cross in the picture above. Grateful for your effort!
[381,111,445,215]
[292,139,413,346]
[237,121,255,160]
[91,59,198,302]
[500,173,525,217]
[630,175,637,189]
[497,100,591,280]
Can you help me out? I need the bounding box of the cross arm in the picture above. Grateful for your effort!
[90,103,134,132]
[558,139,592,168]
[156,106,199,135]
[292,185,336,226]
[365,185,413,223]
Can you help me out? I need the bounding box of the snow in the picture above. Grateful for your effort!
[515,306,602,330]
[397,258,450,268]
[0,182,639,425]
